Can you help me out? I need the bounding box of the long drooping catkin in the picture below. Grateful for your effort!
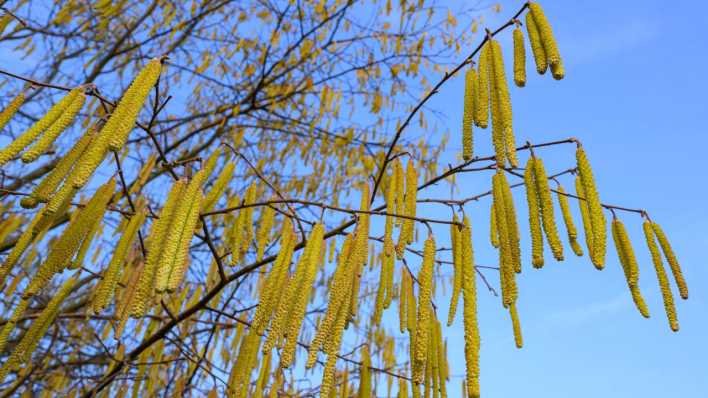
[21,130,94,209]
[611,218,650,318]
[447,215,463,326]
[509,302,523,348]
[359,345,372,398]
[21,90,86,163]
[532,157,563,261]
[500,170,521,274]
[394,158,405,226]
[475,42,490,129]
[0,91,25,132]
[460,216,480,398]
[525,11,547,74]
[576,146,606,269]
[0,297,30,354]
[524,157,544,268]
[413,235,435,384]
[489,203,499,248]
[643,220,679,331]
[0,88,79,166]
[490,40,518,168]
[556,185,583,257]
[24,179,114,299]
[528,2,564,80]
[396,159,418,257]
[130,179,186,317]
[492,171,517,308]
[462,67,476,161]
[575,176,594,260]
[513,27,526,87]
[255,203,275,262]
[399,268,409,333]
[92,204,147,313]
[201,161,234,213]
[650,222,688,300]
[486,43,505,169]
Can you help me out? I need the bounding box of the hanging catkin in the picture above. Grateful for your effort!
[490,39,518,168]
[394,158,405,226]
[21,89,86,163]
[525,11,547,74]
[201,161,235,213]
[575,176,594,259]
[650,222,688,300]
[509,302,523,348]
[0,91,25,132]
[556,185,583,257]
[475,43,490,129]
[399,268,409,333]
[643,220,679,331]
[489,203,499,248]
[462,67,476,161]
[359,346,372,398]
[611,217,650,318]
[528,2,564,80]
[255,203,275,261]
[576,146,606,269]
[532,157,564,261]
[492,171,518,308]
[92,203,147,313]
[500,170,521,274]
[0,88,79,166]
[460,216,480,398]
[486,42,505,169]
[512,27,526,87]
[396,159,417,257]
[413,235,435,384]
[524,157,544,268]
[447,215,463,326]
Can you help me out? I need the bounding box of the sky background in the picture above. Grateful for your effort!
[425,1,708,397]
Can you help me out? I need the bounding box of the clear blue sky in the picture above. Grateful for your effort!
[424,1,708,397]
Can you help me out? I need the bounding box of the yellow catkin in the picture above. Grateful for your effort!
[92,204,147,313]
[255,202,275,261]
[528,2,564,79]
[500,170,521,274]
[475,44,490,129]
[396,159,417,257]
[524,158,544,268]
[486,43,505,169]
[0,88,78,166]
[130,179,186,317]
[611,218,650,318]
[21,90,86,163]
[413,235,435,384]
[490,39,518,168]
[533,157,564,261]
[650,222,688,300]
[576,146,606,269]
[399,269,408,333]
[512,27,526,87]
[575,176,594,260]
[489,203,499,248]
[462,67,476,161]
[201,161,234,213]
[347,183,371,322]
[394,158,405,226]
[0,91,25,132]
[0,14,11,37]
[252,349,272,398]
[525,11,547,74]
[509,302,523,348]
[201,147,222,181]
[0,297,30,354]
[447,215,462,326]
[492,171,517,307]
[358,346,372,398]
[643,220,679,331]
[556,185,583,257]
[460,216,480,398]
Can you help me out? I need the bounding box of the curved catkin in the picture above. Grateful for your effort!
[0,91,25,132]
[462,67,476,161]
[611,218,650,318]
[93,205,147,313]
[201,161,235,213]
[460,216,480,398]
[650,222,688,300]
[413,235,435,384]
[556,185,583,257]
[528,2,563,69]
[575,176,594,259]
[107,58,162,151]
[489,203,499,248]
[512,27,526,87]
[447,216,462,326]
[0,88,78,166]
[475,43,490,129]
[509,302,523,349]
[532,157,563,261]
[576,146,606,269]
[21,90,86,163]
[524,158,544,268]
[643,220,679,331]
[525,11,547,74]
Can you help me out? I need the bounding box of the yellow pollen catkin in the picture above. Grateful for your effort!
[201,161,235,213]
[489,203,499,248]
[166,176,204,292]
[396,159,418,257]
[575,176,594,259]
[500,170,521,274]
[399,269,409,333]
[475,43,490,129]
[492,171,518,307]
[528,2,564,80]
[513,27,526,87]
[0,88,78,166]
[533,157,564,261]
[460,216,480,398]
[486,43,505,169]
[447,215,462,326]
[525,11,547,74]
[462,67,476,161]
[0,91,25,132]
[21,90,86,163]
[611,218,650,318]
[556,185,583,257]
[490,39,518,168]
[255,202,275,261]
[524,157,544,268]
[358,346,372,398]
[576,146,606,269]
[643,220,679,331]
[509,302,523,348]
[650,221,688,300]
[413,235,435,384]
[394,158,405,226]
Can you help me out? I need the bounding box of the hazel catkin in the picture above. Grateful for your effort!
[462,67,476,161]
[528,2,564,80]
[475,43,490,129]
[525,11,547,74]
[524,157,544,268]
[0,91,25,132]
[556,184,583,257]
[611,217,650,318]
[460,216,480,398]
[413,235,435,384]
[643,220,679,331]
[650,221,688,300]
[532,157,564,261]
[513,27,526,87]
[576,146,606,269]
[447,215,463,326]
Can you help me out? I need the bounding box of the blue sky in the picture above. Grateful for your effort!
[423,1,708,397]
